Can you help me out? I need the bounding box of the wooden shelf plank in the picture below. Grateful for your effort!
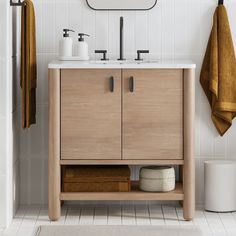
[60,182,183,201]
[60,159,184,166]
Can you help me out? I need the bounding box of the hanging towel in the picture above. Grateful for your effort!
[21,0,37,129]
[200,5,236,136]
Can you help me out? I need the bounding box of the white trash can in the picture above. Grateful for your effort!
[204,160,236,212]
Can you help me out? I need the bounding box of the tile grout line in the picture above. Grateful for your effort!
[161,205,166,225]
[121,204,123,225]
[134,204,137,225]
[64,206,69,225]
[174,206,180,223]
[78,205,82,225]
[92,205,95,225]
[218,212,228,234]
[147,204,152,225]
[34,205,42,227]
[148,203,151,225]
[232,212,236,224]
[203,210,217,235]
[15,206,28,234]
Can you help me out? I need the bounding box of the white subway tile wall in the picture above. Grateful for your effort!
[0,0,9,227]
[0,1,21,227]
[0,1,6,227]
[11,5,21,222]
[13,0,236,205]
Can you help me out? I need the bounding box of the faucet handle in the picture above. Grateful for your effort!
[135,50,149,61]
[95,50,109,61]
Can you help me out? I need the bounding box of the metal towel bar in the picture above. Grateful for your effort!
[218,0,224,5]
[10,0,24,6]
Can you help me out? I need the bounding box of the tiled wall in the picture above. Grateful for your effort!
[0,1,20,227]
[17,0,236,205]
[0,0,8,226]
[11,6,21,219]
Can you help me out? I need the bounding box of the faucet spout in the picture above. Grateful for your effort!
[118,16,125,61]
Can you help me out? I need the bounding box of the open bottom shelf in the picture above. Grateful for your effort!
[60,182,183,201]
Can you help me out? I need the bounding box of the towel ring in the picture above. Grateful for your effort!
[10,0,24,6]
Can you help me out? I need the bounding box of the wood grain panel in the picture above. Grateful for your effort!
[183,68,195,221]
[60,159,184,166]
[61,182,184,201]
[48,69,61,220]
[123,69,183,160]
[61,69,122,160]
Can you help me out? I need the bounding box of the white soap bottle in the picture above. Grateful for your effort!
[75,33,90,60]
[59,29,75,59]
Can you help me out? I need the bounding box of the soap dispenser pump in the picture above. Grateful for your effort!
[75,33,90,60]
[59,29,75,58]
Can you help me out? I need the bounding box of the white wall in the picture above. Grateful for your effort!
[18,0,236,205]
[0,0,9,227]
[0,0,20,228]
[11,6,21,219]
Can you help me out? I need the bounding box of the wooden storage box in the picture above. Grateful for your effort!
[62,165,131,192]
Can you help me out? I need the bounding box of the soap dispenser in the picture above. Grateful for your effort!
[75,33,90,60]
[59,29,75,58]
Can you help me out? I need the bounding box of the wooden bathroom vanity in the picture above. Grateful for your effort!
[48,60,196,221]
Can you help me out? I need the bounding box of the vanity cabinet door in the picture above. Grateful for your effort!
[122,69,183,160]
[61,69,122,160]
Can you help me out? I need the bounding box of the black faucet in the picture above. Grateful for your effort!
[118,16,125,61]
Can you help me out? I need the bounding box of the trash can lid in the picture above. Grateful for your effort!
[204,160,236,166]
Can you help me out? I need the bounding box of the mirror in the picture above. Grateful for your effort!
[86,0,157,10]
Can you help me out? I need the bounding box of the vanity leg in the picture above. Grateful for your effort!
[183,69,195,221]
[48,69,61,221]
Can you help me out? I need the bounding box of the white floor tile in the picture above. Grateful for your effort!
[108,205,122,225]
[194,210,208,226]
[135,205,151,225]
[198,225,213,236]
[9,206,27,230]
[204,211,225,235]
[2,204,236,235]
[79,205,94,225]
[93,205,108,225]
[65,208,80,225]
[21,206,40,228]
[149,205,165,225]
[35,209,51,226]
[122,204,136,225]
[162,205,179,226]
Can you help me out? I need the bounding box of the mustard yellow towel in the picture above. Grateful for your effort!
[200,5,236,136]
[21,0,37,129]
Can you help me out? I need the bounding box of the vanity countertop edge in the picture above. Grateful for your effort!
[48,60,196,69]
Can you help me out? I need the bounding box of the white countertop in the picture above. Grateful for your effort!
[48,59,196,69]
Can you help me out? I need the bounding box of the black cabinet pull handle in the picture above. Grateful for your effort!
[110,76,114,92]
[129,76,134,93]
